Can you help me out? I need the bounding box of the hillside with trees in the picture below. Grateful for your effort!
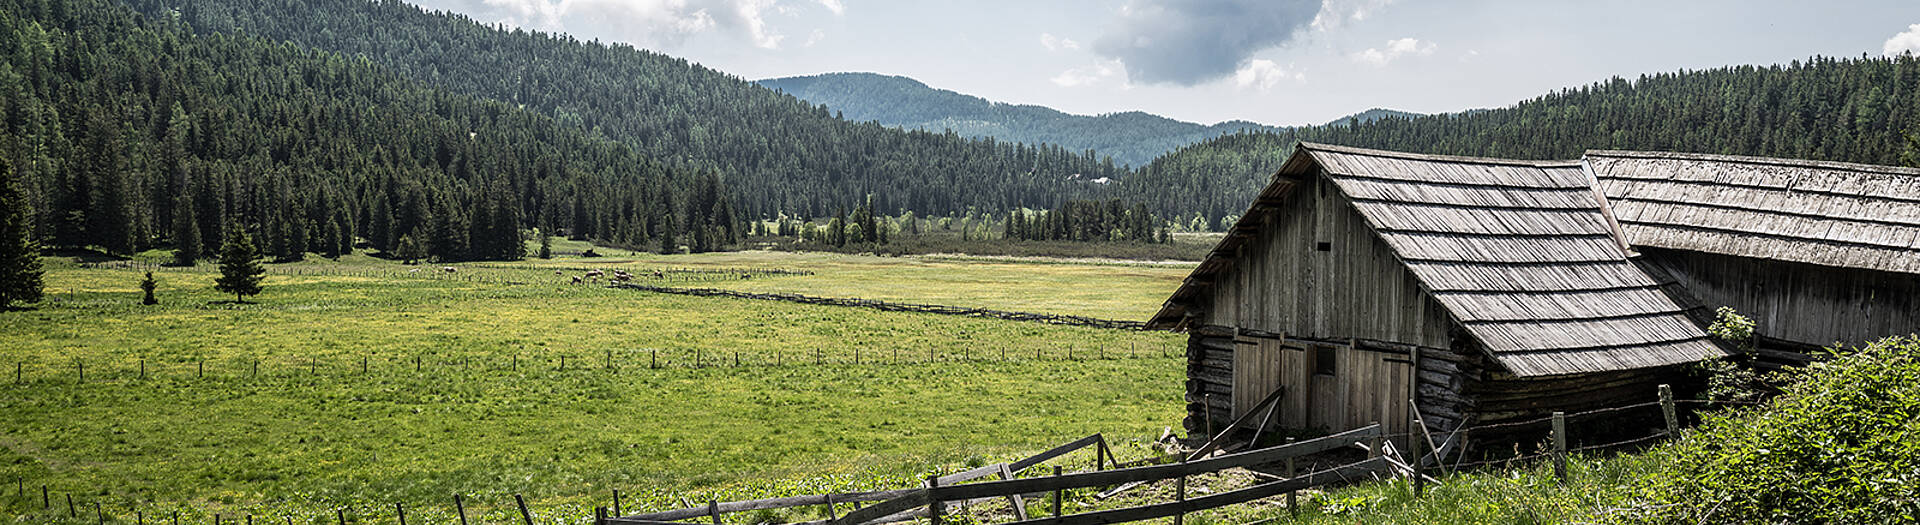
[122,0,1125,218]
[1125,55,1920,223]
[759,73,1288,168]
[0,0,736,260]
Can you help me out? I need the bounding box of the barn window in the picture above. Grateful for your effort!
[1315,241,1332,252]
[1314,346,1337,376]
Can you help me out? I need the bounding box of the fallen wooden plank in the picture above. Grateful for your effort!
[933,424,1379,502]
[1001,457,1388,525]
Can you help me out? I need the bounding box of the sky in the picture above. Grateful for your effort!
[408,0,1920,127]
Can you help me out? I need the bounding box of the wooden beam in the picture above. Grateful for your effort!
[998,457,1387,525]
[931,424,1379,502]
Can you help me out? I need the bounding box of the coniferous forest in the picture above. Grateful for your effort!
[1125,56,1920,222]
[6,0,1920,262]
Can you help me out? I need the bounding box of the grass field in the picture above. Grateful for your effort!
[483,250,1194,321]
[0,251,1187,523]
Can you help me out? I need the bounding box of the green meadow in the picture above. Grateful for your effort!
[0,252,1186,522]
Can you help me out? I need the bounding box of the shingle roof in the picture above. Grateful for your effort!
[1587,150,1920,274]
[1149,143,1723,377]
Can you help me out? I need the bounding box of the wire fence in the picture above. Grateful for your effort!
[5,342,1183,388]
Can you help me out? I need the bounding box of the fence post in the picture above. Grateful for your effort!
[651,350,658,370]
[1551,411,1568,483]
[67,493,74,517]
[1659,384,1678,438]
[198,360,203,378]
[515,494,534,525]
[362,357,368,375]
[706,500,720,525]
[926,474,942,525]
[336,509,346,525]
[1173,457,1188,525]
[455,494,469,525]
[139,360,145,380]
[75,361,82,383]
[396,503,405,525]
[613,489,623,516]
[1203,393,1214,439]
[594,507,606,525]
[1051,466,1063,516]
[1285,436,1298,516]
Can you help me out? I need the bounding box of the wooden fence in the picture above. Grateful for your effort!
[610,285,1148,331]
[604,424,1387,525]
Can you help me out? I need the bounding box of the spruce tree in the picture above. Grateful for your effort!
[215,223,265,303]
[140,271,157,305]
[538,230,553,259]
[172,193,201,266]
[0,163,45,308]
[395,233,426,264]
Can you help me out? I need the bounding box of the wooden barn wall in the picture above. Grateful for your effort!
[1183,174,1460,446]
[1199,176,1453,348]
[1640,248,1920,349]
[1184,326,1474,449]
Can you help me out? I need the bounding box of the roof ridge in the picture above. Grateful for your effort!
[1299,142,1584,168]
[1585,149,1920,177]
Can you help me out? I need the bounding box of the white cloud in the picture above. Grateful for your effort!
[1884,23,1920,56]
[804,28,826,47]
[1040,32,1081,52]
[1232,59,1300,92]
[815,0,843,16]
[1051,59,1126,88]
[1311,0,1395,32]
[426,0,805,50]
[1355,37,1435,66]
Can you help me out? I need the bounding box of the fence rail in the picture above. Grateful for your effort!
[611,285,1148,331]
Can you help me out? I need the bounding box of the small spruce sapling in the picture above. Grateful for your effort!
[140,271,158,305]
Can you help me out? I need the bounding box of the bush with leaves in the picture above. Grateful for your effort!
[1623,336,1920,523]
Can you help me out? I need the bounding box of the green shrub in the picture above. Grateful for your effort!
[1622,336,1920,523]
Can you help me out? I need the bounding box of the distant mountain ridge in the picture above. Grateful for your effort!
[758,73,1418,167]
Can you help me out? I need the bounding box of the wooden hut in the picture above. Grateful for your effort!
[1587,150,1920,365]
[1146,143,1725,447]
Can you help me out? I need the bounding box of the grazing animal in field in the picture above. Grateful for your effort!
[554,270,563,276]
[585,269,605,278]
[571,276,583,285]
[442,266,458,273]
[409,269,420,274]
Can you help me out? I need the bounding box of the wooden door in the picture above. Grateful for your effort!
[1231,336,1285,420]
[1307,343,1341,430]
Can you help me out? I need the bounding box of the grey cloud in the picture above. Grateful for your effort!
[1092,0,1321,86]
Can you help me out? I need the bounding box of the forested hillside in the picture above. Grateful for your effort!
[0,0,739,260]
[125,0,1125,218]
[759,73,1283,167]
[1126,55,1920,222]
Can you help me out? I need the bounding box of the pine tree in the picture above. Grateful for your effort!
[172,193,201,266]
[538,230,553,259]
[140,271,157,305]
[395,233,426,264]
[215,223,265,303]
[0,161,45,308]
